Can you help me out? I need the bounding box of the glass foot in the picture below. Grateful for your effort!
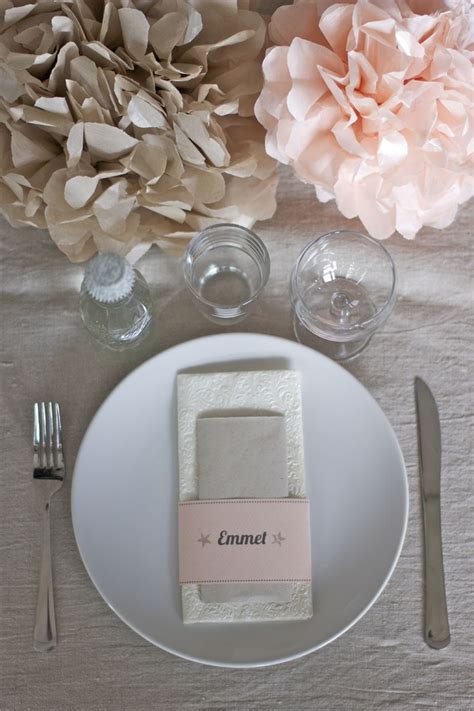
[293,316,372,362]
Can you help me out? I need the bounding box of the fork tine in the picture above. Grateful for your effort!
[47,402,54,469]
[40,402,48,470]
[54,402,64,470]
[33,403,41,471]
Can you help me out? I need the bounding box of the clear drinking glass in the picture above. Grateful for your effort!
[290,230,396,361]
[183,224,270,323]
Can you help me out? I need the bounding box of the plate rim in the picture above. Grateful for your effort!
[71,332,409,668]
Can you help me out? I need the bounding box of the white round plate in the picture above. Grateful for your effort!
[72,334,408,668]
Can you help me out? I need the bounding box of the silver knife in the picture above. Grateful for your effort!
[415,377,450,649]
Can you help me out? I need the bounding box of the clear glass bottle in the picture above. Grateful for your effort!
[80,253,152,350]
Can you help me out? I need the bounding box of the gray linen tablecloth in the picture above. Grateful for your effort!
[1,168,473,709]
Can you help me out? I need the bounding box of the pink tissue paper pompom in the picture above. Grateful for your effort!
[255,0,474,239]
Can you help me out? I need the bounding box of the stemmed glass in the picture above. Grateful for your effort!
[290,230,396,361]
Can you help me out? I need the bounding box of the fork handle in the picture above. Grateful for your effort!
[33,500,57,652]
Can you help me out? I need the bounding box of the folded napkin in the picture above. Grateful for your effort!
[197,415,292,604]
[177,370,313,624]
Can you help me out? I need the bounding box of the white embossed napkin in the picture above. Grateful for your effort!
[177,370,313,624]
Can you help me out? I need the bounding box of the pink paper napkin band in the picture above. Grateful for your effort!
[178,498,311,584]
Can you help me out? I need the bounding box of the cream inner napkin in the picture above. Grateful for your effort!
[197,415,291,603]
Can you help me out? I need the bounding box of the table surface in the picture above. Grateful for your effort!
[1,165,473,710]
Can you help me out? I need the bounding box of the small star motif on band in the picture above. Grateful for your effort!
[197,532,211,548]
[272,532,285,546]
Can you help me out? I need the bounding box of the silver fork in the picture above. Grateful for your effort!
[33,401,65,652]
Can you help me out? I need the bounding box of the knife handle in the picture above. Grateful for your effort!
[422,494,450,649]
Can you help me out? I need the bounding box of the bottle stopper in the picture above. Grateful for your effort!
[83,253,135,303]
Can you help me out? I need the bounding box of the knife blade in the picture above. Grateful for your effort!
[415,377,450,649]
